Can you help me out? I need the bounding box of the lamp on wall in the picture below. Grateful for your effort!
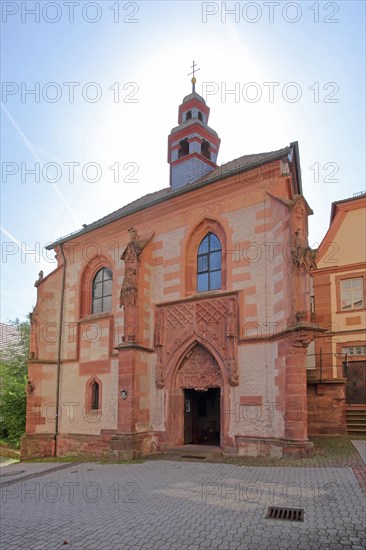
[120,389,128,400]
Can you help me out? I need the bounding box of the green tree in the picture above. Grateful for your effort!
[0,319,30,447]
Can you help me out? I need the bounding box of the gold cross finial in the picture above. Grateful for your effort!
[188,60,200,92]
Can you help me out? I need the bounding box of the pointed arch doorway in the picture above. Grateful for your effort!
[184,388,220,445]
[167,343,223,447]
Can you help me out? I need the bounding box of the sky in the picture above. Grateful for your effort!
[1,0,365,322]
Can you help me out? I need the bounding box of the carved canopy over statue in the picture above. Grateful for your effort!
[155,293,239,388]
[288,196,317,326]
[289,198,317,272]
[291,230,317,271]
[119,226,154,342]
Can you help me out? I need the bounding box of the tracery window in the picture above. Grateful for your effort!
[92,268,112,314]
[197,232,222,292]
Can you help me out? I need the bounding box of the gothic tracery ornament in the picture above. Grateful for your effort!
[291,231,317,271]
[178,344,222,390]
[155,294,239,387]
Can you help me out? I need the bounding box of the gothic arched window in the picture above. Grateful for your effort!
[92,268,113,314]
[197,232,222,292]
[178,138,189,158]
[91,380,100,410]
[186,110,192,121]
[201,140,210,160]
[198,111,203,121]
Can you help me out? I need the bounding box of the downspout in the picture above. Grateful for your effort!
[53,243,66,457]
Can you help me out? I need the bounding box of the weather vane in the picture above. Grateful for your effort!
[188,60,200,92]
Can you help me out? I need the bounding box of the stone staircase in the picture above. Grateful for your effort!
[346,407,366,436]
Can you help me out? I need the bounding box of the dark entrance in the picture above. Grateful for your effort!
[344,361,366,404]
[184,388,220,445]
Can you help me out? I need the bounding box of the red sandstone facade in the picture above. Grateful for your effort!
[307,194,366,436]
[22,86,321,460]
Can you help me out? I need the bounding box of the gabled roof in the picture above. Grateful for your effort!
[330,192,366,223]
[47,142,300,249]
[317,192,366,263]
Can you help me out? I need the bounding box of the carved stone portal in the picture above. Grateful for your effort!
[155,293,239,387]
[178,345,222,390]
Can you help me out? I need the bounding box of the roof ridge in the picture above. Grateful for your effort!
[219,146,290,166]
[47,144,294,249]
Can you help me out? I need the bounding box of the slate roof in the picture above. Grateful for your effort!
[47,144,295,249]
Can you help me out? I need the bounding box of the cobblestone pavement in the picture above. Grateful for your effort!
[1,460,365,550]
[352,441,366,465]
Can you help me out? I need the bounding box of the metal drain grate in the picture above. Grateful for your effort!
[180,455,206,460]
[266,507,304,522]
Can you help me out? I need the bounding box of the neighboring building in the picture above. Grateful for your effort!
[22,78,320,460]
[308,193,366,435]
[0,322,19,349]
[0,322,22,359]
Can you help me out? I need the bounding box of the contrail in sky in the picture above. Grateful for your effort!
[1,102,81,225]
[0,226,52,271]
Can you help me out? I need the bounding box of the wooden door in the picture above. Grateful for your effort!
[184,390,193,443]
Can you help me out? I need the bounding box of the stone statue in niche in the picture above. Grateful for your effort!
[291,230,317,271]
[226,296,238,385]
[119,226,154,343]
[226,296,236,337]
[155,309,165,347]
[26,379,35,393]
[128,226,138,242]
[296,311,307,323]
[227,358,239,386]
[119,268,137,308]
[29,305,39,359]
[34,271,43,287]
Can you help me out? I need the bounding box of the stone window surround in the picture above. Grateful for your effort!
[185,218,227,296]
[79,256,114,318]
[91,267,113,315]
[335,271,366,313]
[85,375,103,415]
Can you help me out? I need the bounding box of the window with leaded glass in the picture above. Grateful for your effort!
[92,268,113,314]
[197,232,222,292]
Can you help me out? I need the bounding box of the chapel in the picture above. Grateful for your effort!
[22,68,321,459]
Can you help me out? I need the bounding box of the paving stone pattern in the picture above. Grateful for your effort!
[1,461,365,549]
[351,441,366,465]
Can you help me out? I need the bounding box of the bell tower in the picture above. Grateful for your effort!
[168,62,221,190]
